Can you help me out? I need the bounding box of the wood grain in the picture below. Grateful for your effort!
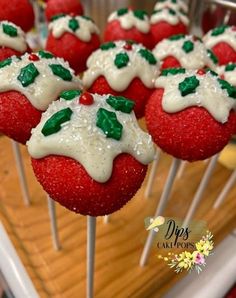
[0,135,236,298]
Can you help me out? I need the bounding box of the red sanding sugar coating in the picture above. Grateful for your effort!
[32,154,147,216]
[88,76,154,119]
[0,46,31,62]
[145,88,236,161]
[0,0,34,32]
[45,0,84,22]
[212,42,236,66]
[104,20,154,49]
[151,21,188,45]
[161,56,181,69]
[0,91,42,144]
[46,32,100,74]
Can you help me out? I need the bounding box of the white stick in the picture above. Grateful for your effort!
[144,150,161,198]
[47,196,61,251]
[214,169,236,209]
[183,153,219,227]
[87,216,96,298]
[11,141,30,206]
[177,161,187,179]
[139,158,181,267]
[103,215,110,224]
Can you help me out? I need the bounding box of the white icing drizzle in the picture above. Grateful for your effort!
[217,64,236,86]
[49,15,99,42]
[0,21,27,53]
[152,35,217,70]
[150,8,189,26]
[203,26,236,51]
[83,41,160,91]
[27,94,155,183]
[0,53,82,111]
[154,0,188,13]
[155,69,236,123]
[108,9,150,33]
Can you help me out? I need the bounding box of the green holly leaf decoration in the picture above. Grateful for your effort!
[225,64,236,72]
[0,57,12,69]
[117,8,128,16]
[138,49,157,65]
[49,64,72,81]
[161,68,186,76]
[218,79,236,99]
[2,23,17,37]
[207,49,218,65]
[96,108,123,140]
[206,68,218,76]
[42,108,73,136]
[114,52,130,69]
[60,90,82,100]
[168,34,185,41]
[100,42,116,51]
[211,25,229,36]
[178,75,200,96]
[17,63,39,87]
[133,10,147,20]
[182,40,194,53]
[169,8,176,15]
[69,18,79,32]
[38,50,54,59]
[81,15,94,22]
[51,13,66,22]
[152,9,162,15]
[106,95,135,114]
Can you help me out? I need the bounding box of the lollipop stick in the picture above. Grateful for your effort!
[177,161,187,179]
[47,196,61,251]
[11,140,30,206]
[183,153,219,227]
[144,149,161,198]
[213,169,236,209]
[87,216,96,298]
[140,158,181,267]
[103,215,110,224]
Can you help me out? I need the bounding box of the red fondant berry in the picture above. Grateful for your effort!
[123,43,132,51]
[79,92,94,105]
[29,53,39,61]
[197,69,206,75]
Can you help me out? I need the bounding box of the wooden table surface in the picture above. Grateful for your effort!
[0,135,236,298]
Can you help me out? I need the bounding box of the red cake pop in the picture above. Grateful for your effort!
[150,8,189,46]
[27,92,155,216]
[145,68,236,161]
[0,51,82,144]
[0,21,30,61]
[83,41,160,118]
[46,14,100,74]
[203,26,236,66]
[45,0,83,22]
[104,8,153,49]
[0,0,34,32]
[153,34,218,70]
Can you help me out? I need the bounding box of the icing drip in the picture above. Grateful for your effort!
[49,15,100,42]
[150,8,189,26]
[83,41,160,91]
[154,0,188,13]
[108,9,150,33]
[153,35,217,70]
[0,21,27,53]
[155,69,236,123]
[203,26,236,51]
[0,53,82,111]
[27,93,155,183]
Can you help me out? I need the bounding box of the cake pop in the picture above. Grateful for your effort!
[150,8,189,46]
[145,68,236,161]
[203,25,236,66]
[153,34,218,70]
[46,14,100,74]
[104,8,153,49]
[45,0,83,22]
[83,41,160,118]
[0,0,35,32]
[27,92,155,216]
[0,51,82,144]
